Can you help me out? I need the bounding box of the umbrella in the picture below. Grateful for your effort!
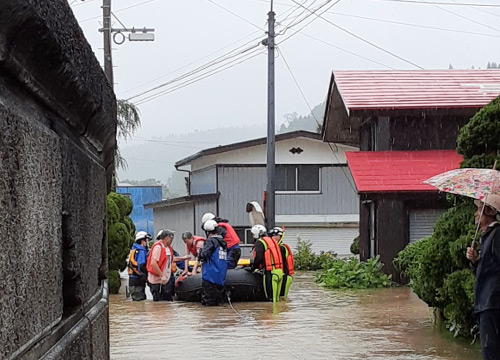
[424,167,500,247]
[423,168,500,200]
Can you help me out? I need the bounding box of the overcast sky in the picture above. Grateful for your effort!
[70,0,500,143]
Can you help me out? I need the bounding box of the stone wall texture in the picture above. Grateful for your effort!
[0,1,116,359]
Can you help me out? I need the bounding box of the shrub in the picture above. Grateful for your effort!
[315,255,392,289]
[107,192,135,272]
[108,270,121,294]
[350,236,360,255]
[293,238,337,270]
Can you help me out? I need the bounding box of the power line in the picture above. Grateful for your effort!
[435,5,500,33]
[329,11,500,38]
[372,0,500,7]
[127,41,263,102]
[207,0,264,30]
[134,49,266,105]
[80,0,158,23]
[451,0,500,19]
[111,12,127,29]
[119,30,263,96]
[132,136,220,145]
[277,46,357,192]
[290,0,424,69]
[298,30,395,68]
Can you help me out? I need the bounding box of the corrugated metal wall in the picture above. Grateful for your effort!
[217,166,359,226]
[191,167,216,195]
[153,203,194,254]
[283,227,359,256]
[116,186,162,235]
[409,208,444,243]
[194,199,218,232]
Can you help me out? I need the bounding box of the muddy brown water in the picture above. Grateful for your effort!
[110,272,481,360]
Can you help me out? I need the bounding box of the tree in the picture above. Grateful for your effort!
[279,102,325,134]
[115,99,141,171]
[395,95,500,338]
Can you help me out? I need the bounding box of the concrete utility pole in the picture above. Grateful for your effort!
[102,0,113,88]
[265,1,276,230]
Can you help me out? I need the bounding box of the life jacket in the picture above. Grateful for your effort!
[218,222,240,249]
[257,236,283,271]
[187,236,205,257]
[128,243,148,279]
[146,241,173,276]
[201,236,228,286]
[282,243,294,276]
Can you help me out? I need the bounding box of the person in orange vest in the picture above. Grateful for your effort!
[249,224,283,303]
[147,229,188,301]
[201,213,241,269]
[181,231,205,276]
[269,227,294,298]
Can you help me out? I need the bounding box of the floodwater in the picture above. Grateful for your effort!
[110,273,481,360]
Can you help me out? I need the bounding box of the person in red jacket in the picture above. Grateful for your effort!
[201,213,241,269]
[181,231,205,276]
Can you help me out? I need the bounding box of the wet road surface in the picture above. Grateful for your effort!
[110,272,481,360]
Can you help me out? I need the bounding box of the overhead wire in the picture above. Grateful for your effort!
[372,0,500,7]
[277,46,358,192]
[119,30,263,96]
[128,41,263,102]
[435,4,500,32]
[132,135,220,145]
[80,0,158,23]
[207,0,264,30]
[289,0,424,69]
[450,0,500,19]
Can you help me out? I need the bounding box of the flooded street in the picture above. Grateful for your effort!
[110,273,481,360]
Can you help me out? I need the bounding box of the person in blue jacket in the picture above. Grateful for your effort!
[128,231,151,301]
[199,219,228,306]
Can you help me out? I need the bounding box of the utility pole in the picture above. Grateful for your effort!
[102,0,113,88]
[265,1,276,230]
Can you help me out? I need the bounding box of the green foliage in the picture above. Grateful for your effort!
[456,96,500,160]
[293,238,337,270]
[108,270,121,294]
[315,255,392,289]
[350,236,360,255]
[438,269,476,338]
[107,192,135,272]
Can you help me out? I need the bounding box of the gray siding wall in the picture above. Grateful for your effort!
[191,167,216,195]
[153,204,194,254]
[194,199,218,232]
[217,166,359,226]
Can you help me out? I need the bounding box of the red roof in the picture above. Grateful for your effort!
[345,150,463,193]
[334,70,500,114]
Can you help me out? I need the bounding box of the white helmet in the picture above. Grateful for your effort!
[202,219,218,232]
[201,212,216,224]
[251,225,267,239]
[135,231,150,242]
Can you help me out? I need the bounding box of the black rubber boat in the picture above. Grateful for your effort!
[175,268,267,302]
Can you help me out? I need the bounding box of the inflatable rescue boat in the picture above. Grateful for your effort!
[175,268,267,302]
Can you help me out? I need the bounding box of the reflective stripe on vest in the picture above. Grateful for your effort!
[258,236,283,271]
[283,243,294,276]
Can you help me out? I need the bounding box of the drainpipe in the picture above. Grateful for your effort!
[174,164,191,196]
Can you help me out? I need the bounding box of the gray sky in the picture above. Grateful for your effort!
[70,0,500,141]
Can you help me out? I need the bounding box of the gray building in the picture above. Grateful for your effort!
[146,131,359,257]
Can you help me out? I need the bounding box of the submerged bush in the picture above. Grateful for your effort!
[293,238,337,270]
[315,255,392,289]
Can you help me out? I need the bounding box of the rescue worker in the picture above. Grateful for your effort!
[249,224,283,303]
[466,194,500,359]
[181,232,205,276]
[199,219,228,306]
[147,229,189,301]
[128,231,151,301]
[269,226,294,298]
[201,213,241,268]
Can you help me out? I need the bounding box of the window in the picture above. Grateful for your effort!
[276,165,320,192]
[234,227,255,245]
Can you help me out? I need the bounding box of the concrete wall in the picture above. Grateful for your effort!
[0,2,115,359]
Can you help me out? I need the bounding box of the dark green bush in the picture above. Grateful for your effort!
[315,255,392,289]
[350,236,360,255]
[108,270,121,294]
[107,192,135,273]
[293,238,337,270]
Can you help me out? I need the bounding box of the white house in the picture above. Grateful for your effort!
[145,131,359,257]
